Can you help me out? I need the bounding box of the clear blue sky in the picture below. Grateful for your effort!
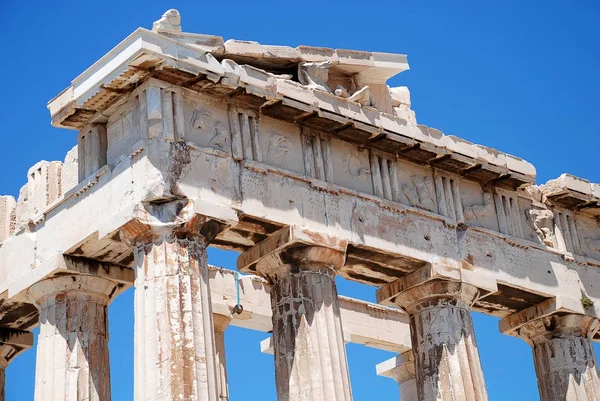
[2,1,599,400]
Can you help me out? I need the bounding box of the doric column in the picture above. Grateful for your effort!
[378,275,489,401]
[376,351,417,401]
[27,275,117,401]
[122,217,220,401]
[0,328,34,401]
[238,227,352,401]
[0,363,3,401]
[212,304,232,401]
[503,311,600,401]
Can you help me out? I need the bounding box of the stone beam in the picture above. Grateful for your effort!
[260,332,351,355]
[3,114,597,325]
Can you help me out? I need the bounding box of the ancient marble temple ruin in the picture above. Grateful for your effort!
[1,9,600,401]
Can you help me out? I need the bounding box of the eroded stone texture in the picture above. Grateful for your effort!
[256,246,352,401]
[131,231,219,401]
[0,196,16,243]
[394,281,488,401]
[213,311,231,401]
[0,362,5,401]
[27,275,117,401]
[517,315,600,401]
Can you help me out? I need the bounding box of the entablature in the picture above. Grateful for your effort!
[47,14,535,190]
[2,9,600,332]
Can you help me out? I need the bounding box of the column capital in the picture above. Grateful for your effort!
[237,226,347,282]
[0,328,34,368]
[379,277,479,315]
[31,275,114,401]
[27,274,118,307]
[376,351,415,384]
[377,267,489,400]
[119,199,233,248]
[213,303,232,332]
[517,314,599,345]
[499,298,600,339]
[130,221,220,401]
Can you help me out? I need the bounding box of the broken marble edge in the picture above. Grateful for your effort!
[46,26,537,180]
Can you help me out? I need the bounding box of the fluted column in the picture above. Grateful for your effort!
[129,227,219,401]
[516,314,600,401]
[400,377,418,401]
[376,352,417,401]
[28,275,117,401]
[213,306,232,401]
[0,360,5,401]
[257,246,352,401]
[385,280,488,401]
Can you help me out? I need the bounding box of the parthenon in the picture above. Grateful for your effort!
[1,8,600,401]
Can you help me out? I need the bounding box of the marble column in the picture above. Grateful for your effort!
[392,280,488,401]
[517,314,600,401]
[257,246,352,401]
[0,359,5,401]
[212,307,232,401]
[376,351,417,401]
[130,229,219,401]
[28,275,117,401]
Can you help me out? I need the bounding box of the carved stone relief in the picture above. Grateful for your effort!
[464,192,495,225]
[330,138,372,195]
[266,132,292,161]
[183,96,230,153]
[259,117,304,175]
[298,61,333,92]
[459,180,499,232]
[334,81,373,107]
[345,154,370,180]
[334,86,350,98]
[398,175,436,213]
[190,109,228,150]
[391,161,437,213]
[345,86,373,107]
[524,207,555,247]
